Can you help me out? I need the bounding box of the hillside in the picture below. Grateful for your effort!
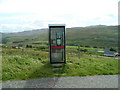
[1,25,118,48]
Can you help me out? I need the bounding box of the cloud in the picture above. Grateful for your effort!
[0,24,33,33]
[0,0,119,33]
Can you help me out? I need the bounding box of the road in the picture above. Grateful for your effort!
[1,75,119,88]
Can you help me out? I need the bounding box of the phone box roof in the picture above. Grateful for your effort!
[48,24,65,27]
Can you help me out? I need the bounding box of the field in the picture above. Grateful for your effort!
[2,45,119,81]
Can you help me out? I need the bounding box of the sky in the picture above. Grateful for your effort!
[0,0,119,33]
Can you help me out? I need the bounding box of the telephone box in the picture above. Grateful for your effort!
[49,24,66,64]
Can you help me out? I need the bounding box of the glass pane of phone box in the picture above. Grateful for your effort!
[51,27,64,63]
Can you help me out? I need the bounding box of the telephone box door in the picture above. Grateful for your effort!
[49,24,66,64]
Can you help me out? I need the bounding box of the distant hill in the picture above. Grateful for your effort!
[2,28,48,38]
[2,25,118,48]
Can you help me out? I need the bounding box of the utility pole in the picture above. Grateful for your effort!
[78,45,80,59]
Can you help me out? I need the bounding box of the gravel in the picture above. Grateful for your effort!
[1,75,118,88]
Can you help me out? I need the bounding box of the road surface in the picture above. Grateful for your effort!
[1,75,119,88]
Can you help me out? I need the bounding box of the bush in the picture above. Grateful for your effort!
[109,48,116,52]
[36,45,47,50]
[26,45,32,48]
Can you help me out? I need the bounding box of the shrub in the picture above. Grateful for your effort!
[109,48,116,52]
[26,45,32,48]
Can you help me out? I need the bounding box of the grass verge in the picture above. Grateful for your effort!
[2,48,119,81]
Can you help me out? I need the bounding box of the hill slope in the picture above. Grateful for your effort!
[2,25,118,48]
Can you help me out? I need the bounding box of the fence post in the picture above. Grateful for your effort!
[78,45,80,59]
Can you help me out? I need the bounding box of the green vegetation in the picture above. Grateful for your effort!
[2,46,119,81]
[2,25,118,48]
[1,25,119,81]
[0,55,2,82]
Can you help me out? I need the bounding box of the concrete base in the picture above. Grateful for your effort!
[51,63,65,68]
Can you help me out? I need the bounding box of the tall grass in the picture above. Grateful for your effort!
[2,47,119,81]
